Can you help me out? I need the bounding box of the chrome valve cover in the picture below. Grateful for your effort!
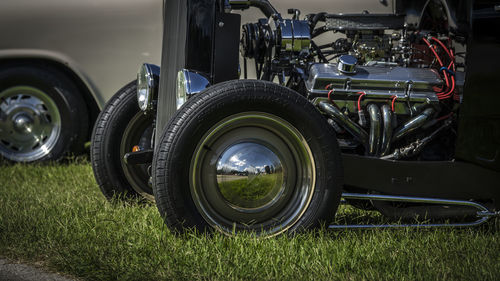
[306,63,444,114]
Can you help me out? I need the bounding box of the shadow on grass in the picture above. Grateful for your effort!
[0,153,90,166]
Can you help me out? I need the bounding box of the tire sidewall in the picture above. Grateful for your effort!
[154,80,343,234]
[91,81,154,200]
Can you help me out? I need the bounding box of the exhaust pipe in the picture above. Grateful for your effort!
[367,104,381,155]
[318,101,368,147]
[393,108,435,141]
[380,104,393,156]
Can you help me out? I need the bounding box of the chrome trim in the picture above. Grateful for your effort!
[0,86,61,162]
[181,70,210,97]
[307,63,443,93]
[380,104,392,156]
[278,20,293,52]
[176,69,210,109]
[306,63,442,115]
[137,63,160,111]
[367,104,381,155]
[392,107,434,141]
[337,55,357,74]
[318,101,368,147]
[291,20,311,52]
[189,112,315,237]
[216,142,285,212]
[330,193,497,229]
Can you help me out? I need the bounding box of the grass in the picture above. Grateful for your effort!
[0,161,498,281]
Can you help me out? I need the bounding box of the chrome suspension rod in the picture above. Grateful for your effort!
[330,193,498,229]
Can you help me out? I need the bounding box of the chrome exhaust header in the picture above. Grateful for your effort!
[318,101,369,147]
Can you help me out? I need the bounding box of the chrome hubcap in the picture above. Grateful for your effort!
[0,86,61,162]
[13,113,34,134]
[217,142,285,212]
[190,112,315,236]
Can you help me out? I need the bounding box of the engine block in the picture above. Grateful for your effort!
[306,63,443,115]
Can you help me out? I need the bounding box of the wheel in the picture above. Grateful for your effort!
[0,65,88,162]
[91,81,154,201]
[153,80,343,236]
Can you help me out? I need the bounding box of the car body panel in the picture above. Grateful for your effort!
[0,0,163,109]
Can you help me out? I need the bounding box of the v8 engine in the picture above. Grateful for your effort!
[240,4,464,162]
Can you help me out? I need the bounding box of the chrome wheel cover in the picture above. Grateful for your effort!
[0,86,61,162]
[190,112,315,236]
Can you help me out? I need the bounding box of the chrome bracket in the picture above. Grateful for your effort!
[329,193,498,229]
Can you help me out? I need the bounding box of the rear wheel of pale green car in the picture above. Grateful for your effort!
[0,65,88,162]
[153,80,343,237]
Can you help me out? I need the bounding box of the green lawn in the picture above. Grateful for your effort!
[0,161,498,281]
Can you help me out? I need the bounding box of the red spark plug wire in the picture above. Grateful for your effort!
[431,38,456,99]
[325,84,337,104]
[357,92,366,111]
[328,89,335,103]
[391,96,398,112]
[432,37,456,65]
[422,37,452,99]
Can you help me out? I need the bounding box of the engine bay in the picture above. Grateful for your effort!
[239,1,466,162]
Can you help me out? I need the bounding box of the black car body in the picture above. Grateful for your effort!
[92,0,500,236]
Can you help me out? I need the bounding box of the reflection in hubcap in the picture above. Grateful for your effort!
[216,142,284,210]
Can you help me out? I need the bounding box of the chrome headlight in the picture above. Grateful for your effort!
[137,63,160,111]
[176,70,188,109]
[176,69,210,109]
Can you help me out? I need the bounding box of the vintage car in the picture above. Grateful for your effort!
[91,0,500,236]
[0,0,162,162]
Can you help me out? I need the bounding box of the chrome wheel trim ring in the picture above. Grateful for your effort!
[0,86,61,162]
[190,112,315,236]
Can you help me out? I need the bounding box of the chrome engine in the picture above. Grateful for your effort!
[306,63,443,114]
[241,7,464,161]
[309,61,445,157]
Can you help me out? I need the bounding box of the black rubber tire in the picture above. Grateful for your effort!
[0,65,88,162]
[153,80,344,236]
[91,81,154,201]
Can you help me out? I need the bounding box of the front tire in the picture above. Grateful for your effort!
[153,80,343,236]
[91,81,154,201]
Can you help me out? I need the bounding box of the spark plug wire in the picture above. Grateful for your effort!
[422,37,455,100]
[356,91,368,127]
[328,89,335,103]
[431,38,456,100]
[325,84,337,105]
[357,91,366,111]
[391,96,398,112]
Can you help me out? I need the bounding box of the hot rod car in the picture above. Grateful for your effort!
[91,0,500,236]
